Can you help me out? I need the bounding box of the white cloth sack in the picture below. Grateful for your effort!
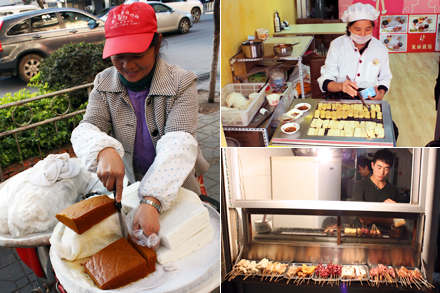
[0,155,90,237]
[28,153,81,186]
[50,212,122,261]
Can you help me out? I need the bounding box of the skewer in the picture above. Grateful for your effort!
[286,275,292,284]
[360,278,363,286]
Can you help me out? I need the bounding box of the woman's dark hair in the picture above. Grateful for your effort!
[151,32,167,58]
[346,20,375,36]
[372,149,394,167]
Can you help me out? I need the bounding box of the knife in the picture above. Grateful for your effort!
[114,184,127,239]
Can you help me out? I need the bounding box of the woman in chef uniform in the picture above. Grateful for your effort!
[318,3,392,100]
[70,3,208,244]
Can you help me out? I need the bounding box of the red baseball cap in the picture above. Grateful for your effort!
[103,2,157,59]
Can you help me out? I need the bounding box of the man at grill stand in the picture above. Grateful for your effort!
[357,156,372,178]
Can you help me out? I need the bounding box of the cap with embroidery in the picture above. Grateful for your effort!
[341,3,379,23]
[103,2,157,59]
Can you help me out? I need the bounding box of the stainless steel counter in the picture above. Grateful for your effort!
[270,99,396,147]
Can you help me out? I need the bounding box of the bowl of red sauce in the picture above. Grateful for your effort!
[294,103,311,112]
[281,122,300,135]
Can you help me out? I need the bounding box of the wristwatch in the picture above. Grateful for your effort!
[140,199,162,214]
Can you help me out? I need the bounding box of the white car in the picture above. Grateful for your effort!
[0,5,39,17]
[146,0,203,23]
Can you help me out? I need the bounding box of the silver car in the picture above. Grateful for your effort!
[101,2,193,34]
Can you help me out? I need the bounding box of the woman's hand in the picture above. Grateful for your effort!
[97,147,125,202]
[133,197,161,249]
[368,86,385,100]
[340,80,359,97]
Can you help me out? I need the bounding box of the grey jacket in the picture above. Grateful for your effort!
[80,57,209,195]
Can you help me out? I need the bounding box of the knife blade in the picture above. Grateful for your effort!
[114,185,127,239]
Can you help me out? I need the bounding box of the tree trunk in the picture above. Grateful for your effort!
[78,0,85,10]
[36,0,45,9]
[208,0,220,103]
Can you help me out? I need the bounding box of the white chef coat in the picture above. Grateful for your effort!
[318,35,392,93]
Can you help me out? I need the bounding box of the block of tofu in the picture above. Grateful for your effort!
[326,103,331,110]
[84,238,148,290]
[325,111,331,119]
[308,127,317,135]
[363,106,368,112]
[320,110,326,119]
[376,104,381,112]
[328,129,335,136]
[314,109,320,118]
[364,111,370,119]
[342,110,347,119]
[310,118,318,128]
[316,119,323,128]
[338,121,345,130]
[128,235,157,275]
[377,128,385,138]
[342,104,348,110]
[361,130,368,138]
[354,128,361,137]
[159,201,210,250]
[340,130,345,136]
[318,103,323,110]
[345,128,354,137]
[331,103,336,110]
[349,121,355,129]
[55,195,116,235]
[371,109,376,119]
[323,119,329,129]
[353,111,359,119]
[156,225,214,265]
[354,121,360,128]
[317,128,325,136]
[336,110,342,119]
[377,112,382,120]
[328,120,335,128]
[358,111,364,119]
[375,126,382,135]
[347,109,354,117]
[360,121,366,128]
[332,112,337,120]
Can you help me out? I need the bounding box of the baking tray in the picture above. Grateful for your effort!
[271,99,395,147]
[311,263,342,283]
[340,265,370,282]
[283,263,316,281]
[369,265,397,284]
[258,261,290,280]
[394,266,426,285]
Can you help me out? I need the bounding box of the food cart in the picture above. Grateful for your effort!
[221,148,439,292]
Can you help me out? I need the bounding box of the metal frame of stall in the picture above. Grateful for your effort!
[221,148,440,292]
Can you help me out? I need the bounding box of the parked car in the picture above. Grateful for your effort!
[0,8,105,82]
[0,5,39,17]
[108,1,193,34]
[146,0,202,23]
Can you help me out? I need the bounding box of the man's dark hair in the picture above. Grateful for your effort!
[372,149,394,167]
[357,157,372,171]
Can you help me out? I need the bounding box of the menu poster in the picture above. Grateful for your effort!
[380,15,408,34]
[436,15,440,51]
[407,33,436,52]
[380,34,407,53]
[409,15,437,33]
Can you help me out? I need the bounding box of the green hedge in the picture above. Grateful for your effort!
[1,42,112,169]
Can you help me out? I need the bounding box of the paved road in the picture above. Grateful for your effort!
[0,12,214,98]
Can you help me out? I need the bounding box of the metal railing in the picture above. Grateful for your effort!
[203,1,214,12]
[0,83,94,182]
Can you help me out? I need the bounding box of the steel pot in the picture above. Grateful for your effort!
[241,40,264,58]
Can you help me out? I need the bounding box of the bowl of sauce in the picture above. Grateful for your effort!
[294,103,311,112]
[281,122,300,135]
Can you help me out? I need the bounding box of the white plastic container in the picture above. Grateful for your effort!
[221,83,266,127]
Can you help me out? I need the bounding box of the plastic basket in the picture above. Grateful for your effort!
[221,83,266,127]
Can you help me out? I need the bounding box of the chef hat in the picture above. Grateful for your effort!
[341,3,379,23]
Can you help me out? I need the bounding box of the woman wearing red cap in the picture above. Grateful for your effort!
[71,2,208,245]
